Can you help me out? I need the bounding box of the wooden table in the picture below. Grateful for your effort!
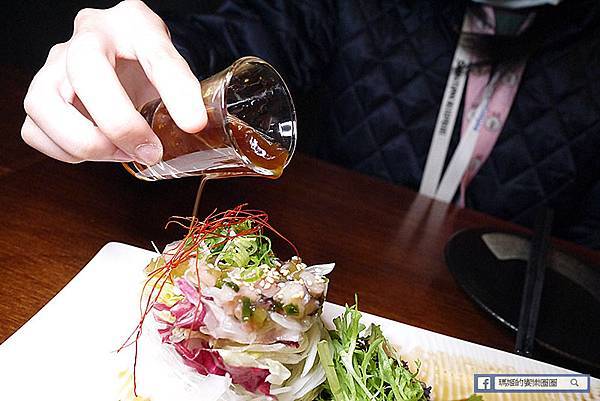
[1,66,599,375]
[0,65,45,175]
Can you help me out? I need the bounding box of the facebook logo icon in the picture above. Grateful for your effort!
[475,375,494,392]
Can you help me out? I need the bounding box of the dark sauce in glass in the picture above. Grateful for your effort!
[124,101,288,182]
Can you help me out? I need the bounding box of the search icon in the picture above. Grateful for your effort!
[570,378,579,387]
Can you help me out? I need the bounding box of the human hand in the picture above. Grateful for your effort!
[21,0,207,164]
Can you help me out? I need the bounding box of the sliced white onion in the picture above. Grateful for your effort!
[305,263,335,276]
[269,312,311,333]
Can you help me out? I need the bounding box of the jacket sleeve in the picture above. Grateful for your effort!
[564,180,600,250]
[163,0,336,93]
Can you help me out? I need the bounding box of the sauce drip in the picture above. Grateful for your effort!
[192,176,209,218]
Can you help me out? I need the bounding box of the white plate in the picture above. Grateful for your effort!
[0,242,597,400]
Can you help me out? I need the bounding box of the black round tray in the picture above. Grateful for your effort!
[445,228,600,375]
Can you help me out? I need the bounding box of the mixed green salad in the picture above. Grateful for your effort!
[316,304,430,401]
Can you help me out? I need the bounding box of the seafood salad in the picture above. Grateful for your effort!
[125,206,333,400]
[123,206,433,401]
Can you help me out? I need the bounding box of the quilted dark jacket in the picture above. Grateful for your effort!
[165,0,600,249]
